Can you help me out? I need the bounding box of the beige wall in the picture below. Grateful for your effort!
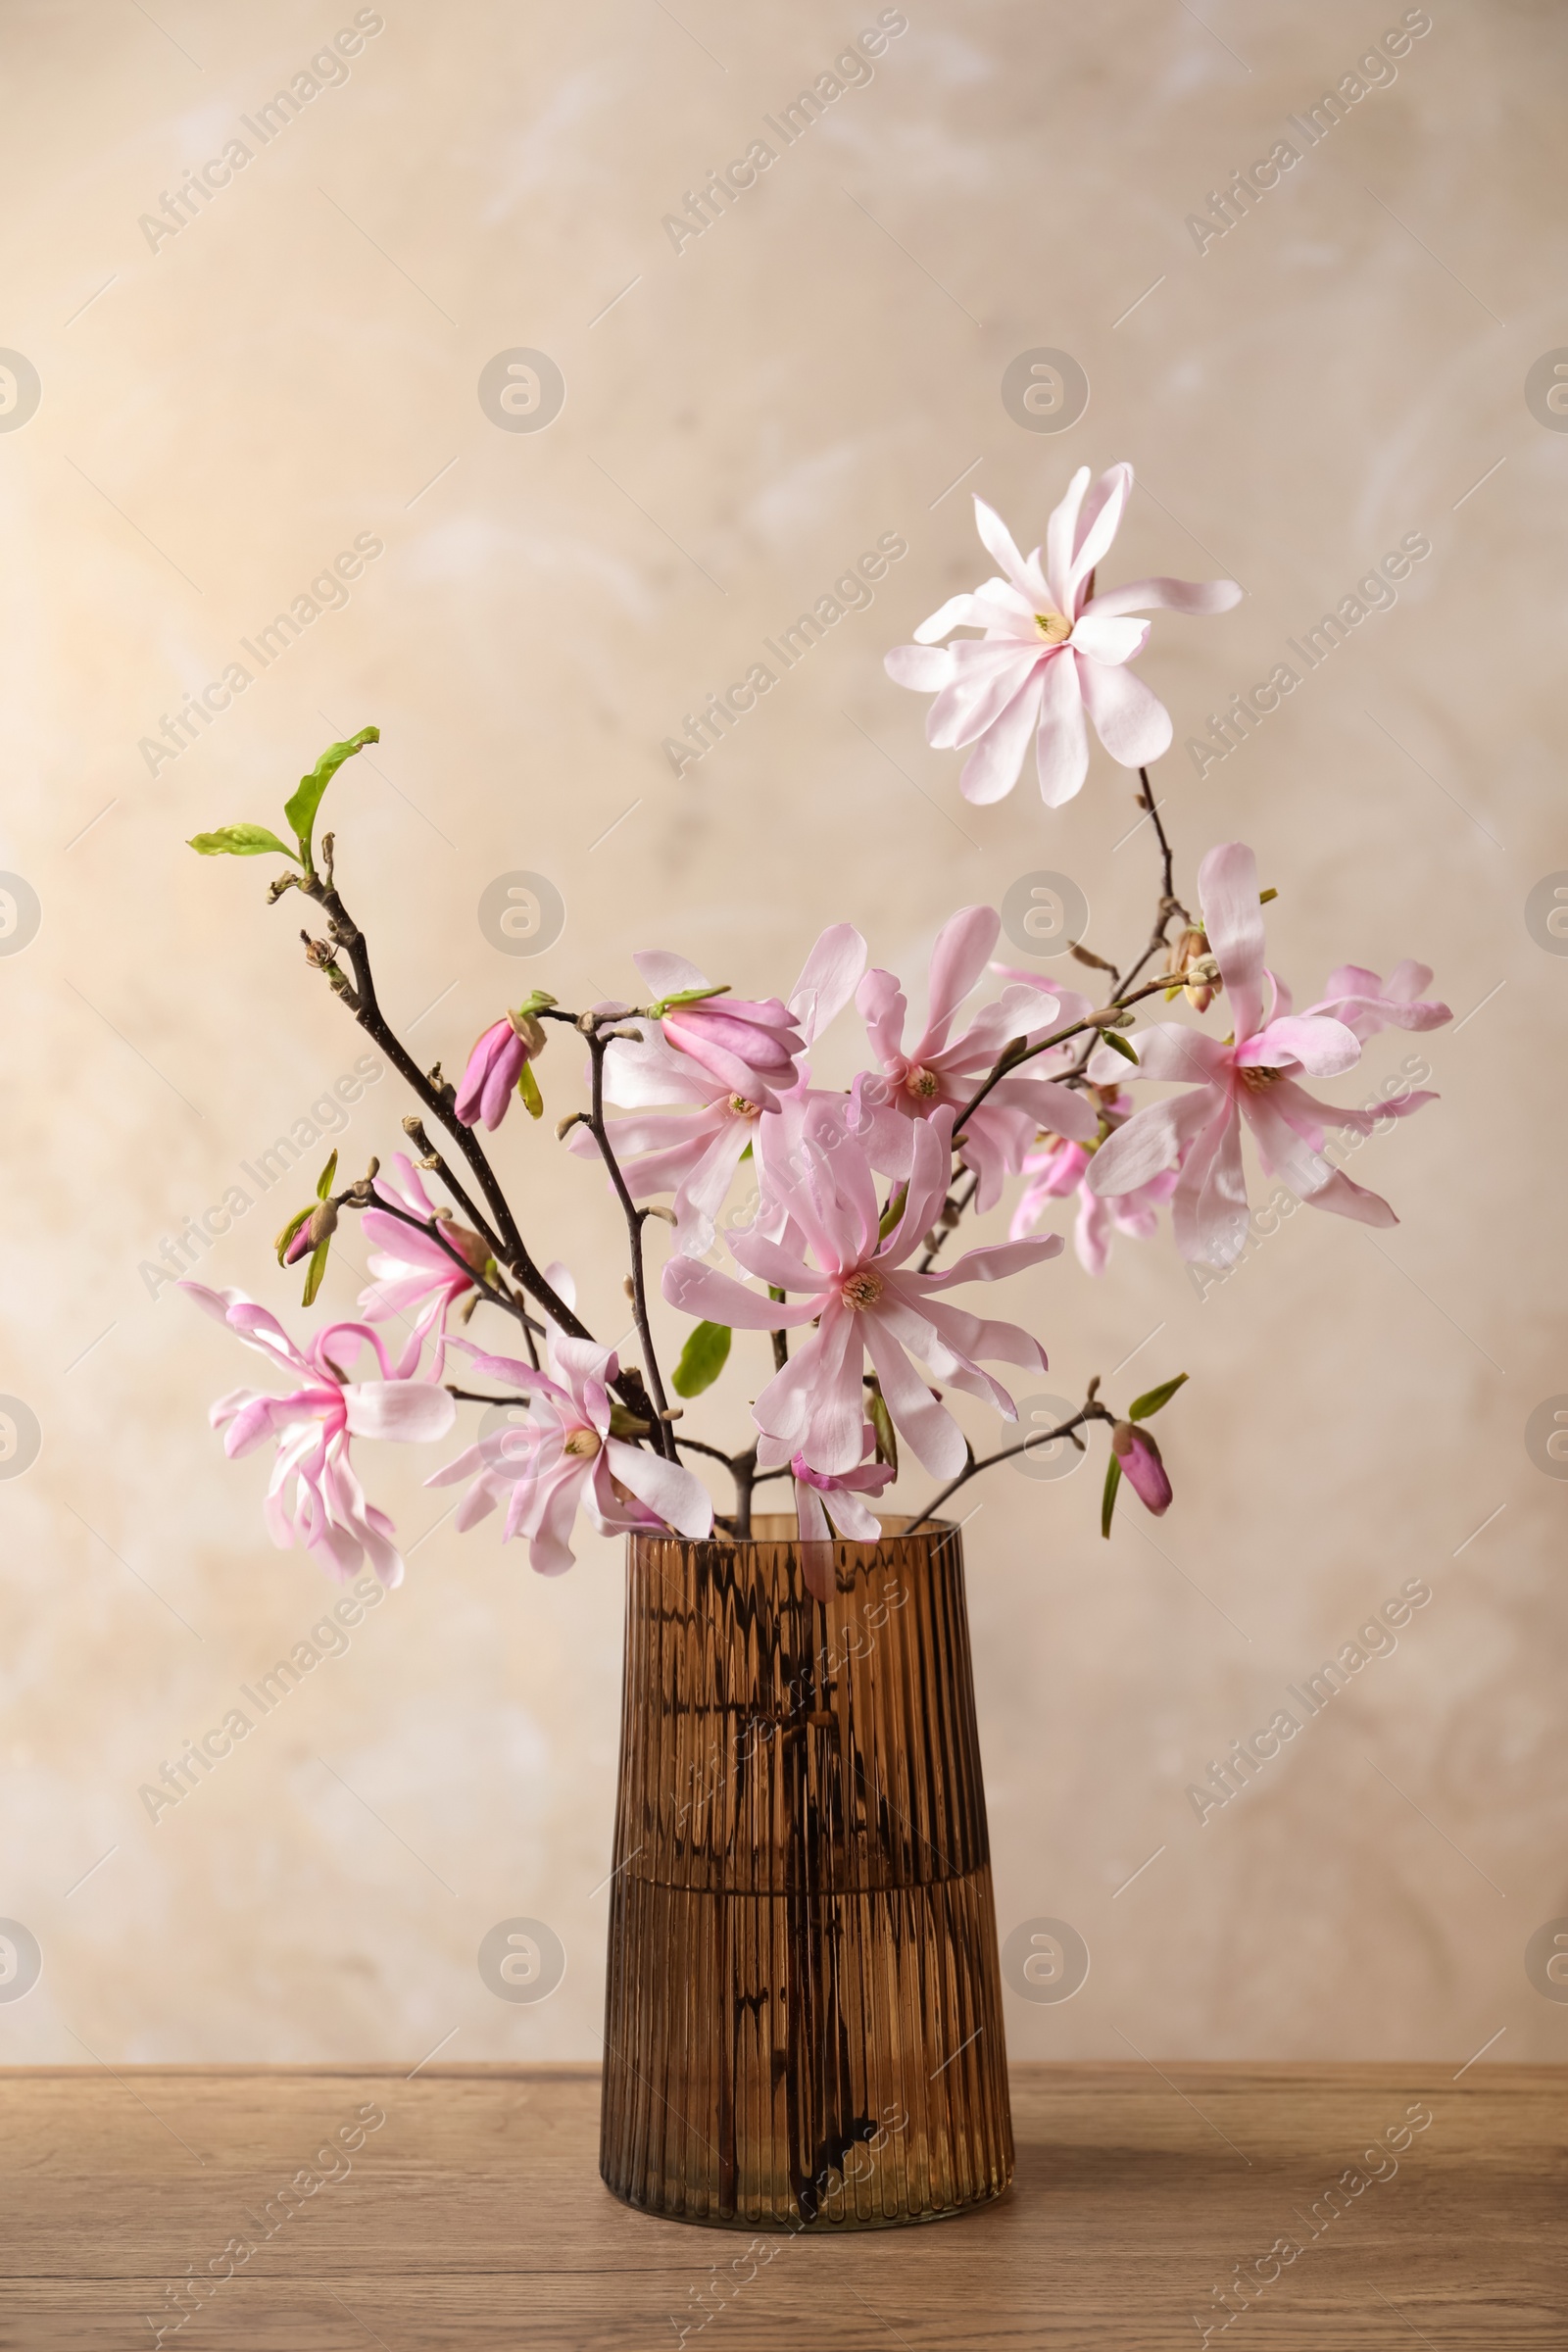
[2,0,1564,2070]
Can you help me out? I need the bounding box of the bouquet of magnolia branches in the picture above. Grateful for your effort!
[184,464,1450,1595]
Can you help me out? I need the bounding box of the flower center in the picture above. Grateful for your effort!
[841,1268,884,1311]
[1239,1065,1283,1091]
[1034,610,1072,644]
[727,1093,759,1118]
[563,1427,602,1458]
[905,1065,941,1100]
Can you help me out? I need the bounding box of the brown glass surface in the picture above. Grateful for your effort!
[599,1515,1014,2230]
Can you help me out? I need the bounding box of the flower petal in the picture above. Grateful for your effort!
[1198,843,1265,1045]
[1085,575,1243,619]
[1075,654,1173,767]
[1034,649,1090,808]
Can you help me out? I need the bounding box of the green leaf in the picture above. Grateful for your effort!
[1100,1028,1140,1064]
[301,1232,332,1307]
[315,1150,339,1202]
[866,1379,899,1477]
[671,1320,731,1399]
[1101,1451,1122,1540]
[877,1184,907,1242]
[188,823,299,861]
[517,1059,544,1119]
[1258,886,1278,905]
[649,982,730,1015]
[1129,1371,1189,1421]
[282,726,379,869]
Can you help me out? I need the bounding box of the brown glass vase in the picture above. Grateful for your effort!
[599,1513,1013,2230]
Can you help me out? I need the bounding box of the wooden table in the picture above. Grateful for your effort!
[4,2064,1562,2348]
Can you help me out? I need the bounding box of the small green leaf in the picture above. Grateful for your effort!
[877,1184,907,1242]
[866,1378,898,1477]
[188,824,299,861]
[1129,1371,1189,1422]
[274,1204,313,1267]
[650,982,730,1015]
[301,1232,332,1307]
[315,1150,339,1202]
[517,1059,544,1119]
[1101,1451,1122,1540]
[282,726,379,869]
[1100,1028,1140,1064]
[671,1320,731,1399]
[1258,886,1278,905]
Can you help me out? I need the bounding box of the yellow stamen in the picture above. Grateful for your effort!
[1034,611,1072,644]
[563,1427,602,1458]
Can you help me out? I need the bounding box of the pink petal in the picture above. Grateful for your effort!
[861,1314,966,1478]
[662,1256,818,1330]
[971,495,1043,601]
[1086,576,1243,619]
[1075,654,1172,767]
[343,1382,458,1445]
[923,906,1002,1051]
[1064,464,1133,610]
[1239,1014,1360,1079]
[957,669,1046,806]
[1044,465,1091,612]
[1198,843,1265,1045]
[633,948,708,997]
[1034,648,1090,808]
[1068,612,1151,666]
[605,1439,713,1538]
[789,924,867,1044]
[1171,1103,1250,1267]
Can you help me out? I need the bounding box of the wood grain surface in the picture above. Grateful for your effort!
[3,2064,1563,2349]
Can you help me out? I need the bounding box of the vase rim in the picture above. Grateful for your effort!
[633,1510,960,1551]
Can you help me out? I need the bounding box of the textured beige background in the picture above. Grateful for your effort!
[1,0,1564,2077]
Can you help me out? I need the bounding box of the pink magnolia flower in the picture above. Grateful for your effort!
[1010,1091,1179,1275]
[663,1101,1061,1480]
[793,1433,897,1600]
[1086,843,1442,1267]
[634,951,805,1113]
[578,927,866,1256]
[182,1283,456,1587]
[885,469,1242,808]
[426,1331,711,1577]
[455,1007,548,1132]
[1300,962,1450,1040]
[1111,1421,1172,1515]
[358,1152,491,1379]
[853,905,1097,1213]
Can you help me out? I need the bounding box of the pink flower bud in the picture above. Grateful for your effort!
[1110,1419,1172,1515]
[660,995,804,1111]
[456,1017,526,1131]
[278,1200,337,1266]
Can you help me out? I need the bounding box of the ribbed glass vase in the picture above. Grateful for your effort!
[599,1512,1013,2230]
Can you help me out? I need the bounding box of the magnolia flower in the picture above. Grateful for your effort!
[1301,962,1450,1041]
[426,1331,711,1576]
[182,1283,455,1586]
[1086,844,1444,1267]
[455,1002,551,1132]
[664,1101,1060,1480]
[578,928,866,1256]
[1111,1420,1172,1515]
[853,905,1097,1212]
[358,1153,490,1379]
[885,469,1242,808]
[634,951,805,1113]
[793,1434,897,1600]
[1010,1091,1179,1275]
